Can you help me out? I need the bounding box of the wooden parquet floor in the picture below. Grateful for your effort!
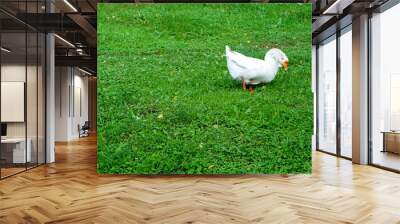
[1,135,400,223]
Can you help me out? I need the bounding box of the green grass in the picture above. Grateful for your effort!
[97,3,312,174]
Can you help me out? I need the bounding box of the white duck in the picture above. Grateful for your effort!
[225,46,289,93]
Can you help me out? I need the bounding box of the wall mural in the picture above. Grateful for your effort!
[97,3,312,174]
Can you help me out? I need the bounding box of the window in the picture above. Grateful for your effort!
[370,3,400,171]
[317,35,337,154]
[339,26,352,158]
[0,1,46,179]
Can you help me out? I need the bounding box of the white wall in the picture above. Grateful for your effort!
[1,65,40,138]
[1,65,26,140]
[1,63,46,164]
[55,67,89,141]
[73,72,89,137]
[55,66,70,141]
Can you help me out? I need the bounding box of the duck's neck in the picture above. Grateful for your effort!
[264,56,281,75]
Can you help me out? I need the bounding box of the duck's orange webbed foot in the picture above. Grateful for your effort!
[249,85,255,95]
[242,80,247,91]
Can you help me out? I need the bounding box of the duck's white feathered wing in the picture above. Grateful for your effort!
[225,46,267,83]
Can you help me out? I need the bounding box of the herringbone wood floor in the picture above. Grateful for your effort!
[1,135,400,224]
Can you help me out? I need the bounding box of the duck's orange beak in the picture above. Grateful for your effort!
[282,60,289,71]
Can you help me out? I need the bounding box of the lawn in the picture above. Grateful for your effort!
[97,3,312,174]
